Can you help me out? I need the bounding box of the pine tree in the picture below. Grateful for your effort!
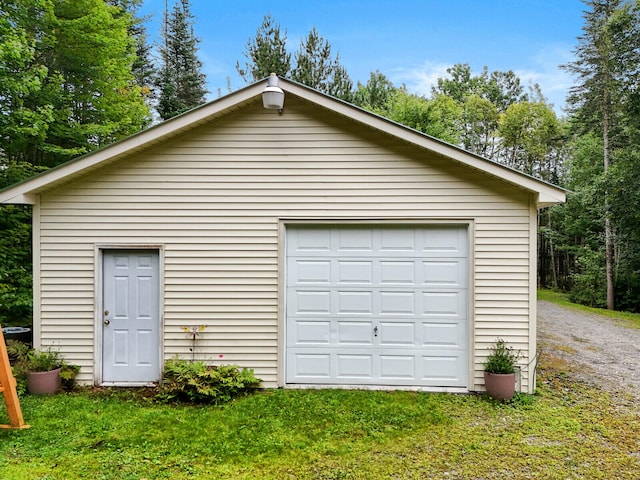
[291,27,353,101]
[236,14,291,82]
[107,0,156,97]
[156,0,207,120]
[238,18,353,101]
[562,0,640,310]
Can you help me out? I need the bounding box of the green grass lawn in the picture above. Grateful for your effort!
[538,288,640,328]
[2,361,639,479]
[1,294,639,479]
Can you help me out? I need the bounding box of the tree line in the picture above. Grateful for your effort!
[2,0,640,326]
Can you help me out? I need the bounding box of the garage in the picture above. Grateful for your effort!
[1,76,566,392]
[286,225,469,388]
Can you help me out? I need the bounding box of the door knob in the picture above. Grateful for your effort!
[104,319,110,325]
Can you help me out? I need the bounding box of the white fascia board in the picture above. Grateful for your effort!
[0,192,37,205]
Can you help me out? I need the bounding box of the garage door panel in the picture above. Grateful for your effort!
[422,259,467,287]
[293,290,331,314]
[422,322,463,347]
[292,229,332,252]
[287,226,468,388]
[337,321,374,344]
[380,355,415,379]
[291,353,332,378]
[292,320,332,345]
[337,354,373,378]
[294,260,332,284]
[379,291,416,315]
[337,260,373,284]
[379,322,415,346]
[337,229,374,251]
[337,291,373,314]
[423,291,464,317]
[422,353,466,385]
[380,261,416,284]
[380,229,417,252]
[422,228,467,254]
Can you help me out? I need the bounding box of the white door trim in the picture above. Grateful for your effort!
[94,245,164,386]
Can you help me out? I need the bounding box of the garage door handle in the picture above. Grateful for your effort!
[373,326,378,337]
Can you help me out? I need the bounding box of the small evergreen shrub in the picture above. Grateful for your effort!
[157,358,261,404]
[483,338,520,374]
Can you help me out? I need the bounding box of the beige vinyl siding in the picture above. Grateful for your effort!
[36,96,534,391]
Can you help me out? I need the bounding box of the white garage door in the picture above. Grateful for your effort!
[286,225,468,388]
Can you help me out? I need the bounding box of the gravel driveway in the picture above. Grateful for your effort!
[537,300,640,401]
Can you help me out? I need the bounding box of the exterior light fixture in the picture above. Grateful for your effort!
[262,73,285,112]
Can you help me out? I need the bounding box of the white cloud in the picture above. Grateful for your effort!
[515,45,576,115]
[388,61,453,96]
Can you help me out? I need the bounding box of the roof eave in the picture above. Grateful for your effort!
[280,81,567,208]
[1,76,566,208]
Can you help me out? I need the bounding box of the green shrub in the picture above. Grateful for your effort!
[157,358,262,404]
[8,341,79,394]
[60,364,80,391]
[568,247,607,308]
[27,348,65,372]
[483,338,520,374]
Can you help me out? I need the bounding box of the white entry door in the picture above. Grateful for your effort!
[102,250,160,383]
[286,226,468,388]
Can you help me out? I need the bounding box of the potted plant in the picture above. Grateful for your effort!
[9,343,79,395]
[483,338,520,400]
[24,348,65,395]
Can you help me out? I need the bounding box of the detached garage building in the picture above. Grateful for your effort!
[0,77,565,394]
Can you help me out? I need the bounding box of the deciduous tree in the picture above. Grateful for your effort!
[353,70,397,113]
[0,0,54,164]
[432,64,528,113]
[43,0,151,166]
[459,94,499,158]
[383,90,461,145]
[499,101,561,180]
[0,161,47,326]
[1,0,151,167]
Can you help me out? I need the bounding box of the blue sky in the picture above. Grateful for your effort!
[139,0,586,115]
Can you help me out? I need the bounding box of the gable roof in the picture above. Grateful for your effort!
[0,77,566,207]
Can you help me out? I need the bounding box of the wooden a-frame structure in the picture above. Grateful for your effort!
[0,326,29,429]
